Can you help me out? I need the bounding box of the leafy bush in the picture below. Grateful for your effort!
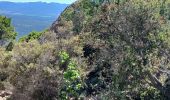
[1,0,170,100]
[19,31,44,42]
[0,16,17,51]
[0,16,17,40]
[59,51,83,99]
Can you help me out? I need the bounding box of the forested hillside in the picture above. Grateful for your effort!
[1,0,170,100]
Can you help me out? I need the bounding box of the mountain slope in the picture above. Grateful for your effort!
[1,0,170,100]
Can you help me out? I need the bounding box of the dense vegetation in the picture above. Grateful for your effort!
[1,0,170,99]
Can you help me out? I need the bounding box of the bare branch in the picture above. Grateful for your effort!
[146,71,165,93]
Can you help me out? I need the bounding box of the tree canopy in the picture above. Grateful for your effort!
[0,16,17,41]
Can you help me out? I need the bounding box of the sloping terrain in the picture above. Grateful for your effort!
[1,0,170,100]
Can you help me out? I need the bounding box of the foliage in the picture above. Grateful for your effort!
[0,16,17,51]
[59,51,83,99]
[81,0,170,99]
[19,31,44,42]
[0,16,17,40]
[1,0,170,100]
[0,48,12,92]
[140,87,163,100]
[7,41,64,100]
[52,0,170,99]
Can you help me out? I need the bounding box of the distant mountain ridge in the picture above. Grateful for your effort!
[0,1,69,38]
[0,1,68,17]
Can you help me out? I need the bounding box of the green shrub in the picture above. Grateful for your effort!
[19,31,43,42]
[59,51,83,99]
[0,16,17,40]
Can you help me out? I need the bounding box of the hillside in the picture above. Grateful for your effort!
[0,1,68,38]
[1,0,170,100]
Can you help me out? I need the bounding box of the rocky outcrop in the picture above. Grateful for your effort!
[0,91,12,100]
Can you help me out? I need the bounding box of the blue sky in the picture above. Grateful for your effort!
[0,0,77,4]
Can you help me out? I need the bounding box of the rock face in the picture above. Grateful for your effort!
[0,91,12,100]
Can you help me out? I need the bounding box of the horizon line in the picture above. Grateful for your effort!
[0,1,73,4]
